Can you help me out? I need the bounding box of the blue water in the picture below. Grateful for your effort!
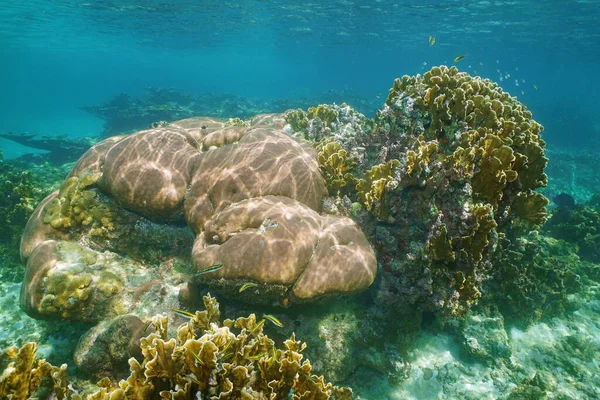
[1,0,599,153]
[2,2,600,398]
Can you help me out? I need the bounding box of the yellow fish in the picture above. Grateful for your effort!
[186,375,202,385]
[198,263,223,275]
[191,350,204,365]
[453,55,467,63]
[173,309,195,318]
[249,319,265,335]
[264,314,284,328]
[239,282,259,293]
[244,352,267,361]
[428,35,436,46]
[143,320,152,332]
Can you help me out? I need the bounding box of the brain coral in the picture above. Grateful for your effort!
[193,195,376,303]
[19,117,377,320]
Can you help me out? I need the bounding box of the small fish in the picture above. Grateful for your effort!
[239,282,259,293]
[453,55,466,63]
[423,61,427,66]
[249,319,266,335]
[270,344,277,366]
[173,309,196,318]
[221,352,234,360]
[191,350,204,365]
[244,352,267,360]
[143,320,152,332]
[222,338,234,353]
[533,84,539,90]
[198,263,223,275]
[264,314,284,328]
[186,375,202,385]
[473,70,478,75]
[521,90,525,95]
[428,35,436,46]
[552,193,576,210]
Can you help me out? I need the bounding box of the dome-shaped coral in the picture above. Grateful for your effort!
[19,117,378,321]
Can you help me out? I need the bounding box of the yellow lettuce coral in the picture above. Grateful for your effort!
[316,139,357,195]
[0,342,71,400]
[307,104,339,125]
[356,160,400,220]
[1,295,353,399]
[406,136,439,176]
[385,66,548,220]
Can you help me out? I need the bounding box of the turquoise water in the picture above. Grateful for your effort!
[1,1,599,399]
[2,1,599,146]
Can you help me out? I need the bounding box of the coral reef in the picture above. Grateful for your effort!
[368,66,549,317]
[0,154,38,249]
[544,194,600,263]
[10,68,569,398]
[487,232,583,327]
[355,160,400,220]
[0,132,95,165]
[282,66,550,318]
[43,172,118,237]
[316,139,357,196]
[20,118,377,320]
[0,342,71,400]
[0,152,67,282]
[0,295,353,399]
[80,88,381,137]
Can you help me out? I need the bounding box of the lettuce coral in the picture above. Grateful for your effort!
[382,65,548,219]
[355,160,400,220]
[0,295,354,399]
[367,65,550,317]
[316,139,357,196]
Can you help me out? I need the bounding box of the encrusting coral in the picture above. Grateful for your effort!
[43,171,118,237]
[0,295,353,399]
